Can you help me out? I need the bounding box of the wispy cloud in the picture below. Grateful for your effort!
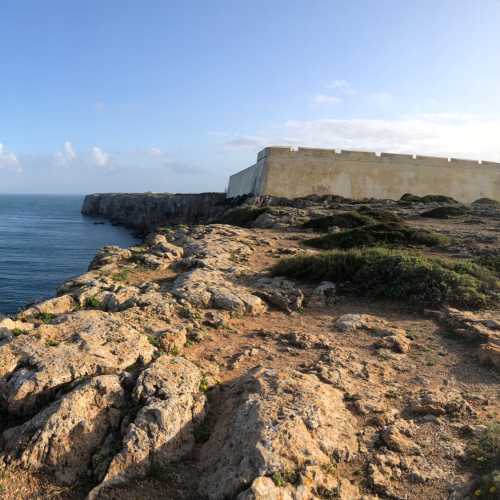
[223,113,500,162]
[327,79,356,95]
[0,143,21,172]
[312,94,342,106]
[91,146,110,167]
[54,141,77,167]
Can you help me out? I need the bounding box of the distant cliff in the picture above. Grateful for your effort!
[81,192,227,232]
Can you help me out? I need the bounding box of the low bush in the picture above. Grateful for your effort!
[472,198,500,207]
[356,206,403,223]
[272,247,498,308]
[84,296,104,309]
[304,222,448,249]
[302,211,374,231]
[420,206,469,219]
[466,424,500,499]
[219,207,268,227]
[475,255,500,277]
[400,193,458,204]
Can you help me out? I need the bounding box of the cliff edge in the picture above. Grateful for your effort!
[82,192,227,232]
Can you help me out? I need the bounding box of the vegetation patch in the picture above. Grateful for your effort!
[218,207,269,227]
[272,247,498,308]
[466,424,500,499]
[356,206,403,223]
[472,198,500,207]
[475,255,500,277]
[304,222,448,249]
[35,312,57,323]
[11,328,30,337]
[420,205,470,219]
[400,193,458,204]
[112,269,130,282]
[302,211,375,231]
[84,296,104,309]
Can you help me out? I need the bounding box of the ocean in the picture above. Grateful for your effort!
[0,194,139,315]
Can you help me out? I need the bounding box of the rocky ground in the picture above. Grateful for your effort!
[0,195,498,499]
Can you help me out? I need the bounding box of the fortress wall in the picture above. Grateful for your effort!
[227,147,500,202]
[227,155,268,197]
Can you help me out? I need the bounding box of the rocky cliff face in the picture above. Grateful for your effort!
[81,192,227,232]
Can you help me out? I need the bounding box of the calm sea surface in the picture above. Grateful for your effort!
[0,194,139,315]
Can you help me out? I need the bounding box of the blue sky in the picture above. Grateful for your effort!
[1,0,499,193]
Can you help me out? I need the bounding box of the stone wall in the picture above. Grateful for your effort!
[227,147,500,202]
[82,192,227,233]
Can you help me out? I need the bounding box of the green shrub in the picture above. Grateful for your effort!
[219,207,269,227]
[302,211,375,231]
[112,270,129,282]
[472,198,500,207]
[36,312,56,323]
[84,296,104,309]
[420,205,469,219]
[304,222,448,249]
[400,193,458,204]
[272,248,498,308]
[466,424,500,499]
[11,328,30,337]
[475,255,500,277]
[356,206,403,223]
[467,424,500,474]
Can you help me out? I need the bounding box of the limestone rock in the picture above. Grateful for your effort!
[89,246,131,270]
[19,294,76,320]
[409,390,469,417]
[173,268,266,315]
[254,277,304,313]
[374,334,411,353]
[0,318,35,341]
[159,325,187,354]
[308,281,336,307]
[90,356,206,497]
[2,375,125,485]
[381,422,420,455]
[198,367,358,499]
[0,311,154,416]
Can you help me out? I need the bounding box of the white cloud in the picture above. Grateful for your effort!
[312,94,342,105]
[327,80,356,95]
[150,147,162,156]
[92,146,110,167]
[0,143,21,171]
[224,114,500,162]
[64,141,76,161]
[223,135,269,151]
[53,141,77,167]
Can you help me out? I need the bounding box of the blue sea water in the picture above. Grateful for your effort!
[0,194,139,315]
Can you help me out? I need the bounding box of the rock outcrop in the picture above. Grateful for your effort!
[82,192,227,232]
[198,367,358,499]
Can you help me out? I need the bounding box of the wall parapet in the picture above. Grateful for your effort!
[258,146,500,168]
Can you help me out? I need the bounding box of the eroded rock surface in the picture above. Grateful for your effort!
[198,367,358,499]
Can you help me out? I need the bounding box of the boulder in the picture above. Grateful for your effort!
[19,294,76,320]
[198,367,358,499]
[2,375,125,484]
[0,311,155,416]
[90,356,206,497]
[254,277,304,313]
[308,281,336,307]
[89,246,132,270]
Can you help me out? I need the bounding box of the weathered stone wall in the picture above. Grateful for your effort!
[227,147,500,202]
[82,192,226,232]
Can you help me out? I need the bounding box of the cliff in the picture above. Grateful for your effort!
[81,192,227,232]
